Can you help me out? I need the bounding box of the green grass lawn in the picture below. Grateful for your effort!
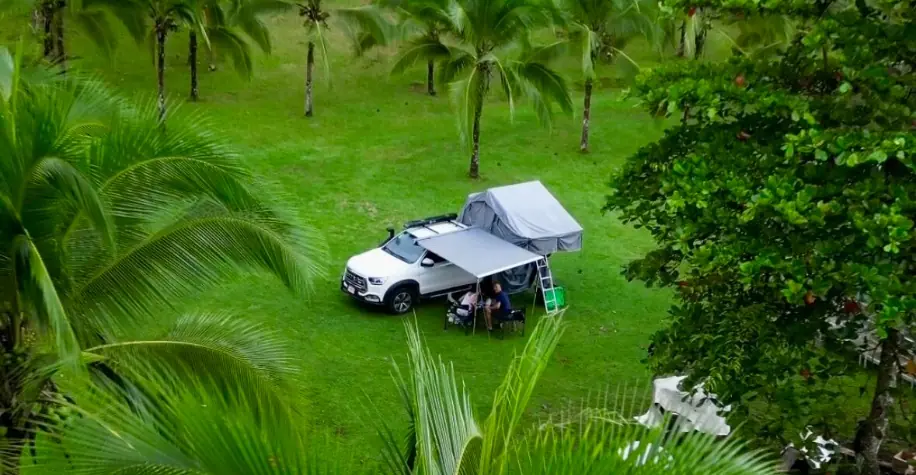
[24,8,678,469]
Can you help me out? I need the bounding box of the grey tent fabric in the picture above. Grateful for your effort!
[416,228,543,279]
[458,181,583,255]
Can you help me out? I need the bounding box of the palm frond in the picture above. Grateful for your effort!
[437,49,475,86]
[10,235,80,361]
[513,406,778,474]
[505,59,573,129]
[375,363,418,475]
[610,46,641,78]
[27,156,114,250]
[0,45,17,101]
[205,26,254,78]
[70,10,118,60]
[447,62,483,151]
[83,0,148,46]
[478,312,565,474]
[308,22,333,85]
[68,213,319,337]
[403,319,482,475]
[84,310,299,408]
[26,368,313,475]
[391,37,451,76]
[336,6,395,56]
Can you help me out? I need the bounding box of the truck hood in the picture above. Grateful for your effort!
[346,248,410,278]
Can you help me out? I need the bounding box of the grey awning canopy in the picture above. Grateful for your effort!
[417,228,543,279]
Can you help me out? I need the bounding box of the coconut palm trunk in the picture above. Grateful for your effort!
[694,17,708,60]
[427,59,436,96]
[189,31,199,101]
[53,0,65,69]
[305,41,315,117]
[677,20,687,57]
[41,1,54,58]
[156,21,168,122]
[854,328,901,475]
[468,65,489,179]
[580,78,593,153]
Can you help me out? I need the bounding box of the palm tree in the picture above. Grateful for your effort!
[188,0,292,101]
[96,0,206,120]
[432,0,573,178]
[25,315,779,474]
[0,49,321,471]
[296,1,389,117]
[560,0,656,153]
[660,7,793,60]
[380,0,453,97]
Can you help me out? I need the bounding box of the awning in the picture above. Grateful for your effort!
[417,228,543,279]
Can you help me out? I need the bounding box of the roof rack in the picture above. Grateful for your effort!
[404,213,458,230]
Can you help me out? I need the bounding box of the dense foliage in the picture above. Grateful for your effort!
[606,0,915,472]
[24,314,778,474]
[0,49,320,471]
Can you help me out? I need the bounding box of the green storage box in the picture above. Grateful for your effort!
[544,286,566,312]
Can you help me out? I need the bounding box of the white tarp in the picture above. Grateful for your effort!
[458,181,583,256]
[634,376,731,437]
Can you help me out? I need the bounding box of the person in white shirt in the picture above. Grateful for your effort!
[448,290,479,323]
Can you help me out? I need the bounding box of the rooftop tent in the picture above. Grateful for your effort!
[458,181,583,256]
[416,228,543,279]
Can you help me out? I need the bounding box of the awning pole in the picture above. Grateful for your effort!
[531,269,539,315]
[473,279,481,335]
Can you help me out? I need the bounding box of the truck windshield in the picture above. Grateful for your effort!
[382,232,425,263]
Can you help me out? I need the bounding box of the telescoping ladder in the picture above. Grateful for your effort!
[536,258,561,316]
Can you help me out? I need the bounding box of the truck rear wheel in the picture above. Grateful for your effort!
[386,285,417,314]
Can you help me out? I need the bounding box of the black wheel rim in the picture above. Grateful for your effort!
[394,292,412,313]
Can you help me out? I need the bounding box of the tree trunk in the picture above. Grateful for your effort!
[156,22,168,123]
[427,60,436,96]
[854,329,901,475]
[53,0,65,70]
[580,79,593,153]
[0,416,28,475]
[694,18,708,60]
[41,1,54,59]
[676,20,687,58]
[305,41,315,117]
[1,306,25,475]
[468,65,489,179]
[189,31,199,101]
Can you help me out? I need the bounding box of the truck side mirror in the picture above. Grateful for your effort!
[421,258,435,267]
[381,227,395,246]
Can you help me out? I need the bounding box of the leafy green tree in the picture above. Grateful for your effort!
[427,0,573,178]
[559,0,657,153]
[25,316,778,474]
[605,0,915,473]
[296,0,388,117]
[0,49,320,471]
[380,0,453,97]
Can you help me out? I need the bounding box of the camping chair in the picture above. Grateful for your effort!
[444,293,475,335]
[494,308,526,339]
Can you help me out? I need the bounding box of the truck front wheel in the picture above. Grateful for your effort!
[386,285,417,314]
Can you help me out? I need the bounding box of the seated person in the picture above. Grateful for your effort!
[448,290,478,323]
[484,282,511,331]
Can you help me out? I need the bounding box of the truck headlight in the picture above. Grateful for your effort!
[368,277,386,286]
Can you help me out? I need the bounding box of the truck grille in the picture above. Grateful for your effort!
[345,269,367,291]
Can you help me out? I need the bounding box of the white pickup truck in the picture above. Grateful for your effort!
[341,215,478,314]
